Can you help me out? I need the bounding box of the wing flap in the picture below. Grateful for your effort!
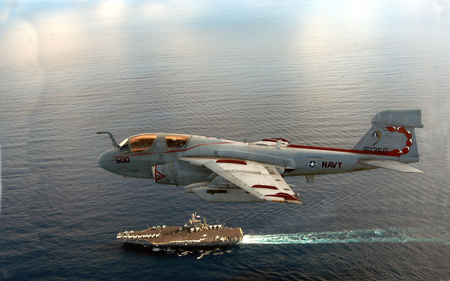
[359,160,423,173]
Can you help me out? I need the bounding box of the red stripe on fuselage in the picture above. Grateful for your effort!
[287,144,363,154]
[113,140,400,159]
[287,144,400,156]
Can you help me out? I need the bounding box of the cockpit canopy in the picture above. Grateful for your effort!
[130,134,157,153]
[165,134,190,150]
[119,133,190,154]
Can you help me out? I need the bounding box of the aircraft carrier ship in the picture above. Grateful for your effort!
[117,214,243,249]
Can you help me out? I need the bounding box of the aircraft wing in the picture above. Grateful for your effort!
[180,158,301,204]
[359,160,423,173]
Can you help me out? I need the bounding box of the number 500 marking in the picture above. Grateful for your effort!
[116,157,130,164]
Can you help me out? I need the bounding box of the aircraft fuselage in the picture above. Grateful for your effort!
[98,134,393,184]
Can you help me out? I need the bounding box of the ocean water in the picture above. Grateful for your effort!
[1,0,450,280]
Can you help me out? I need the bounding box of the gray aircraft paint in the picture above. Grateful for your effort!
[97,110,423,203]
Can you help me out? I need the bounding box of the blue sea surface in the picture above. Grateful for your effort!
[1,0,450,280]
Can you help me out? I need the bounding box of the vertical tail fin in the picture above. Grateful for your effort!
[353,110,423,163]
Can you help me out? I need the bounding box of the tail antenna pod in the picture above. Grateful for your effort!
[96,131,119,147]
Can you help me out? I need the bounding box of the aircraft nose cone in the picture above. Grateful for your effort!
[98,152,104,168]
[98,149,114,171]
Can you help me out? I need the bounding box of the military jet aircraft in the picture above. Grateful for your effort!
[97,110,423,205]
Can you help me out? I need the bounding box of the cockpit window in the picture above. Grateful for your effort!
[120,144,130,154]
[130,134,157,153]
[166,134,190,150]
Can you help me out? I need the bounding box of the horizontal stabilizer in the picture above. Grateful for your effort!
[359,160,423,173]
[371,110,423,128]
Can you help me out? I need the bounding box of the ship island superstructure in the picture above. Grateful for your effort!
[117,214,243,248]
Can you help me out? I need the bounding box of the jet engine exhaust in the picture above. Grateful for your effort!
[242,228,450,245]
